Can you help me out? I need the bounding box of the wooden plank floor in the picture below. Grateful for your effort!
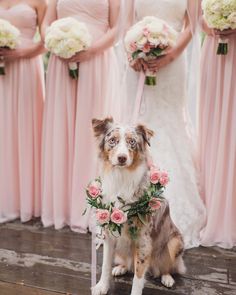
[0,219,235,295]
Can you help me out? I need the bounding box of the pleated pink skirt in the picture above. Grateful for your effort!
[199,35,236,248]
[41,55,77,229]
[0,57,44,222]
[41,49,120,231]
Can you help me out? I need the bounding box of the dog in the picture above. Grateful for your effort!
[91,117,185,295]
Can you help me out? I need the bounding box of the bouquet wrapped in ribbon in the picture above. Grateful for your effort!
[45,17,92,79]
[0,19,20,75]
[202,0,236,55]
[124,16,177,85]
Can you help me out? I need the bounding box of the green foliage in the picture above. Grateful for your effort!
[85,180,165,240]
[150,47,164,57]
[132,50,142,59]
[43,52,50,72]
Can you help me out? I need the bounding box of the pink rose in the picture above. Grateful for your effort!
[110,209,127,225]
[87,180,102,199]
[149,198,161,210]
[128,53,132,62]
[159,171,169,186]
[150,168,161,184]
[96,209,110,225]
[143,43,151,53]
[143,27,150,37]
[130,42,137,52]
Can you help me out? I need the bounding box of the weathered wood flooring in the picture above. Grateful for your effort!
[0,219,235,295]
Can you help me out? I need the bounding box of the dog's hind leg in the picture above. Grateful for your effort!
[161,236,184,288]
[158,252,176,288]
[161,274,175,288]
[112,254,128,276]
[175,255,186,274]
[112,264,128,277]
[113,234,133,277]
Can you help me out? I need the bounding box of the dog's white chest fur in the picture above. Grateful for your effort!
[100,163,146,204]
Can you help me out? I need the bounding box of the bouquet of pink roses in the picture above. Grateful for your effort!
[124,16,177,85]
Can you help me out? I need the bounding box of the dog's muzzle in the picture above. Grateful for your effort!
[117,154,128,166]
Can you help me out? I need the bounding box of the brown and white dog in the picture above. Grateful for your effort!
[91,117,185,295]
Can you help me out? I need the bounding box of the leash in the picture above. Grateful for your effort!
[91,210,97,288]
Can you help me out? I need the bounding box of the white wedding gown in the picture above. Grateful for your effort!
[125,0,206,249]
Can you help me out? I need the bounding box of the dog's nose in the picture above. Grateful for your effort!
[118,154,127,165]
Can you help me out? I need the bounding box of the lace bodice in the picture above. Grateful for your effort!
[136,0,187,32]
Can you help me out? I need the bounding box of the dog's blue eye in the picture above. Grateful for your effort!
[129,139,136,146]
[108,138,116,146]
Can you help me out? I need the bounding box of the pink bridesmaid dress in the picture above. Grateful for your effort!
[0,4,44,222]
[41,0,120,230]
[199,34,236,248]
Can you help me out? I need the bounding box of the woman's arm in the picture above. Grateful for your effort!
[214,28,236,37]
[41,0,58,40]
[199,15,215,36]
[0,0,47,61]
[23,0,48,58]
[68,0,120,63]
[146,12,192,72]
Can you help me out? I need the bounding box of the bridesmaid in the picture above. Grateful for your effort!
[0,0,46,222]
[41,0,121,230]
[199,17,236,248]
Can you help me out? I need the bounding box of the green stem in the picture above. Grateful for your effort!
[69,68,78,79]
[217,43,228,55]
[145,76,156,86]
[224,43,228,55]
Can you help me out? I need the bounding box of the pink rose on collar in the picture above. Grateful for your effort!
[150,168,161,184]
[96,209,110,225]
[159,171,169,186]
[111,208,127,225]
[87,180,102,199]
[149,198,162,210]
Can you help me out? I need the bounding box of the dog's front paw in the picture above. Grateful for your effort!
[161,274,175,288]
[130,285,143,295]
[91,281,109,295]
[112,265,128,277]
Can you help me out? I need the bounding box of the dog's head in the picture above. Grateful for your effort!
[92,117,154,169]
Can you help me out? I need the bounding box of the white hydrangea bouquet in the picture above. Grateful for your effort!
[45,17,92,79]
[0,19,20,75]
[202,0,236,55]
[124,16,177,85]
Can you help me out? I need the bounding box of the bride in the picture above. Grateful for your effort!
[123,0,205,249]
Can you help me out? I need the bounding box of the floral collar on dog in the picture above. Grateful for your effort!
[84,166,169,240]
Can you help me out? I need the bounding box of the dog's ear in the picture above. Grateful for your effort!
[136,124,154,146]
[92,117,114,137]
